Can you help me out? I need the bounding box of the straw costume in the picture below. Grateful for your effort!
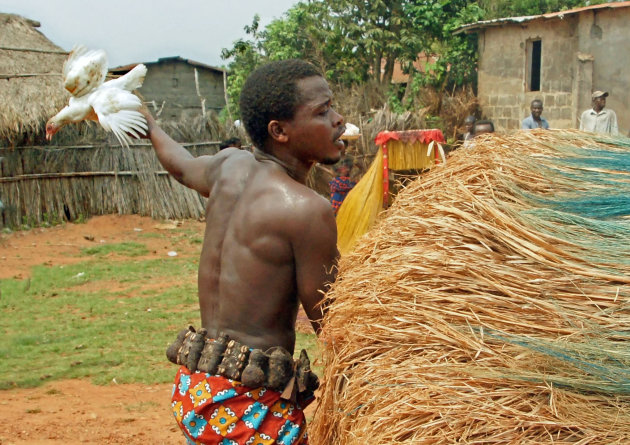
[312,130,630,444]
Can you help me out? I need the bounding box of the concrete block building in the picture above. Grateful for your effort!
[111,57,226,121]
[457,1,630,133]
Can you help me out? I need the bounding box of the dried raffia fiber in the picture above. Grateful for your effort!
[311,129,630,444]
[336,149,383,255]
[386,139,436,171]
[337,130,443,255]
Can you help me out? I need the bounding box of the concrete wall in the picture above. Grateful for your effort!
[139,60,225,120]
[477,8,630,134]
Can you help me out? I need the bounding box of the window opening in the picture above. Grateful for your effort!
[527,39,542,92]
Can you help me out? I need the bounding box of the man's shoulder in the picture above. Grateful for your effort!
[541,117,550,128]
[206,149,256,185]
[258,177,335,244]
[262,170,332,215]
[521,116,534,128]
[219,147,255,162]
[286,178,332,213]
[209,147,255,171]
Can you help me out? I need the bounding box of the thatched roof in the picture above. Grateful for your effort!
[111,56,225,75]
[0,13,69,142]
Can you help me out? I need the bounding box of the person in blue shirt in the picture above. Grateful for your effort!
[521,99,549,130]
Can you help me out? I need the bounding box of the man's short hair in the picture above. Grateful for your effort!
[239,59,322,149]
[531,99,543,107]
[473,119,495,133]
[219,137,242,150]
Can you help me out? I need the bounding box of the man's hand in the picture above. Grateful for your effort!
[135,105,153,139]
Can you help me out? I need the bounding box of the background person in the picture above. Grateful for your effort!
[580,91,619,135]
[329,158,356,215]
[462,115,476,141]
[218,136,242,150]
[472,119,495,138]
[522,99,549,129]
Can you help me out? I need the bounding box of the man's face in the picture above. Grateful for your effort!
[336,165,350,177]
[286,76,346,165]
[531,102,543,119]
[593,96,606,112]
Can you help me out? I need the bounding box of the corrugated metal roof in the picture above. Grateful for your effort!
[110,56,225,74]
[455,1,630,34]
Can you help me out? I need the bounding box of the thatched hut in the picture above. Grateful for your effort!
[312,130,630,443]
[0,13,232,229]
[0,13,68,144]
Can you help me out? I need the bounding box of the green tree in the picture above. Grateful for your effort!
[323,0,422,85]
[262,1,370,85]
[477,0,609,19]
[221,0,605,117]
[221,3,339,118]
[220,15,265,120]
[402,1,484,90]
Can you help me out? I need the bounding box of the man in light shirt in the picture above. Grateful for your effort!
[580,91,619,135]
[522,99,549,130]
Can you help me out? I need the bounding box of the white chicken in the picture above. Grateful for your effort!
[46,45,148,147]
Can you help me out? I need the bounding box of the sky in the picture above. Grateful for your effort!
[0,0,300,68]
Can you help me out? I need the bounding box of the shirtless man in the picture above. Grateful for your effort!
[144,59,344,444]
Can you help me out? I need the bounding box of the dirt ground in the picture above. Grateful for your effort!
[0,215,316,444]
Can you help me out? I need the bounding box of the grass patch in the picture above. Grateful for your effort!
[0,256,319,389]
[138,232,164,239]
[296,332,322,372]
[80,242,149,257]
[140,229,203,245]
[0,258,198,389]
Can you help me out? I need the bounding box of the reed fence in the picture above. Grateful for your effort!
[0,141,220,228]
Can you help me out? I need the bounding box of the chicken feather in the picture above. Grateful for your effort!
[47,45,148,148]
[63,45,108,98]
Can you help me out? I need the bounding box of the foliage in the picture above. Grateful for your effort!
[477,0,609,19]
[220,15,266,121]
[324,0,412,85]
[403,1,484,92]
[220,0,602,118]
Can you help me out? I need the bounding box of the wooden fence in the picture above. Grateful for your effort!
[0,142,220,228]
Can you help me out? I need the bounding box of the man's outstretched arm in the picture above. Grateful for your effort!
[143,110,214,197]
[293,198,339,335]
